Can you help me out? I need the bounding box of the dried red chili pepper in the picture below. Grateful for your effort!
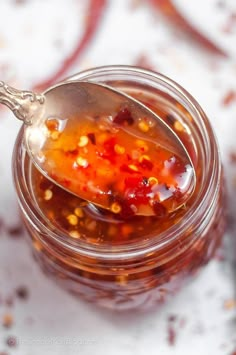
[148,0,227,57]
[34,0,107,91]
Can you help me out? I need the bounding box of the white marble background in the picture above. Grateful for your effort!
[0,0,236,354]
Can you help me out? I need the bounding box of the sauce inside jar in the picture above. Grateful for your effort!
[13,69,225,311]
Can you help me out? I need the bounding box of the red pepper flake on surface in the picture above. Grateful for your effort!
[2,314,14,329]
[6,336,17,348]
[167,324,176,346]
[222,90,236,106]
[168,314,177,322]
[15,286,29,300]
[7,224,24,237]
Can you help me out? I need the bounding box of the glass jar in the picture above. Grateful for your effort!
[12,66,225,311]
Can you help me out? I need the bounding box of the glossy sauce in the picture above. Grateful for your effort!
[39,105,194,218]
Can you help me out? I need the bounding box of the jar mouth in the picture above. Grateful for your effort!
[13,65,221,260]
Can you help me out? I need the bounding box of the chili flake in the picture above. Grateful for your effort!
[15,286,29,300]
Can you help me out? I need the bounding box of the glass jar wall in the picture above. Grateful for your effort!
[12,66,225,310]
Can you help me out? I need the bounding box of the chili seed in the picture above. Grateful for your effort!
[76,157,89,168]
[51,131,60,140]
[139,154,151,162]
[148,177,159,185]
[138,120,150,132]
[74,207,84,218]
[114,144,125,155]
[78,135,89,147]
[128,164,138,172]
[69,230,81,239]
[111,202,122,214]
[174,121,184,132]
[67,214,78,226]
[44,189,53,201]
[135,139,149,152]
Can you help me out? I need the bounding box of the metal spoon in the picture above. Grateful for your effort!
[0,80,195,216]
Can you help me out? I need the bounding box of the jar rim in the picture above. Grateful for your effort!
[12,65,222,260]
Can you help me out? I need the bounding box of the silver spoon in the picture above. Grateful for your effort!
[0,80,195,216]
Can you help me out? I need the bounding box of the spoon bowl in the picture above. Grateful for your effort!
[0,80,196,217]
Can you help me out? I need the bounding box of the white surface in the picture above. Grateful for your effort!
[0,0,236,354]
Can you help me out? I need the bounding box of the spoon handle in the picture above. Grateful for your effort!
[0,81,44,124]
